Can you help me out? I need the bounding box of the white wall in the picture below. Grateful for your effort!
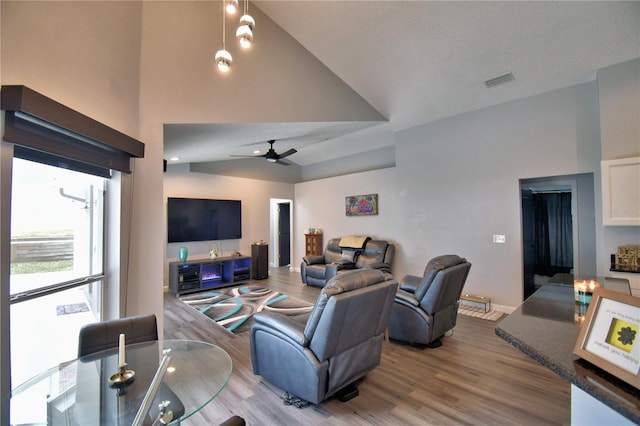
[597,59,640,289]
[294,166,399,260]
[0,2,142,137]
[295,82,602,309]
[163,164,294,286]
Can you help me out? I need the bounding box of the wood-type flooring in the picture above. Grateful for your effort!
[164,267,571,425]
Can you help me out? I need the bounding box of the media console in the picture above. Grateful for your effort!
[169,255,252,296]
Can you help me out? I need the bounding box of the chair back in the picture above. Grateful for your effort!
[414,255,471,314]
[355,240,394,268]
[77,314,158,358]
[303,269,398,362]
[324,238,343,263]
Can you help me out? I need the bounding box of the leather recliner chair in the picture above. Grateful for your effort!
[387,255,471,347]
[250,269,399,404]
[301,238,395,288]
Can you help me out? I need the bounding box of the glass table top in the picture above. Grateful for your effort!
[9,339,232,425]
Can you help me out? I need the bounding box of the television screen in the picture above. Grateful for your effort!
[167,197,242,243]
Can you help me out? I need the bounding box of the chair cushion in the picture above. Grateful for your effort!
[341,250,357,263]
[415,255,466,301]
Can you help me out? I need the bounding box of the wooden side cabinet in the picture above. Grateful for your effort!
[305,234,323,256]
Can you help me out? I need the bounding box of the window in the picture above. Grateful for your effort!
[10,158,105,388]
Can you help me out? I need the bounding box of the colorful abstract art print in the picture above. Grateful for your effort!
[346,194,378,216]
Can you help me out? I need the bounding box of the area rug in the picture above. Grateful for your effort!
[458,305,505,321]
[179,285,314,334]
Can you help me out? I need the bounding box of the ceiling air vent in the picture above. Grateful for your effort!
[484,72,515,88]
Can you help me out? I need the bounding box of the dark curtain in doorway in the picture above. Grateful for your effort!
[533,192,573,276]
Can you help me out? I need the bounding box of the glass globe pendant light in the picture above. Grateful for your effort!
[225,0,238,15]
[236,0,255,49]
[214,49,232,72]
[215,2,233,72]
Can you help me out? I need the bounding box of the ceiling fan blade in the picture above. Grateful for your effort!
[278,148,297,159]
[275,159,292,166]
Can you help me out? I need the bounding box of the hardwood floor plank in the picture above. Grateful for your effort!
[164,267,570,425]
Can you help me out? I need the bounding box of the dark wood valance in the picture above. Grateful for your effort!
[1,85,144,174]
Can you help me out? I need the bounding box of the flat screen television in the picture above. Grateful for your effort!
[167,197,242,243]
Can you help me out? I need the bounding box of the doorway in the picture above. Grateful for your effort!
[270,198,292,268]
[520,173,596,300]
[277,202,291,266]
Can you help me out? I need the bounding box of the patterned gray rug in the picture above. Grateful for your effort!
[179,285,314,334]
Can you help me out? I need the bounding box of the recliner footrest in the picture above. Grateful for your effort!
[336,383,359,402]
[426,338,443,348]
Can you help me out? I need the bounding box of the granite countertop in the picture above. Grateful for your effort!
[495,285,640,423]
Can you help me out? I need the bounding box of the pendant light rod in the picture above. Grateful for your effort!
[215,0,233,72]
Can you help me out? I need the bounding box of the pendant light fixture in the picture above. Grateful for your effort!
[236,0,255,49]
[214,1,233,72]
[225,0,239,15]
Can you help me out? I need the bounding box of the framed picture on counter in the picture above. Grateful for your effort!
[574,287,640,389]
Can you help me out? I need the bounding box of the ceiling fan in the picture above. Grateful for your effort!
[231,140,297,165]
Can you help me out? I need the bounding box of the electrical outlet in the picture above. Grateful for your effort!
[493,234,506,243]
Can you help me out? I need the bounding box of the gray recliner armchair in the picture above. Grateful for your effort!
[250,269,399,404]
[387,255,471,348]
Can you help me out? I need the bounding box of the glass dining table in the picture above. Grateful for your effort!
[8,339,232,425]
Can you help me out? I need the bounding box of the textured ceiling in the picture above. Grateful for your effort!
[164,1,640,180]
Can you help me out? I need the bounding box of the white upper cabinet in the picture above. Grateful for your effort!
[601,157,640,226]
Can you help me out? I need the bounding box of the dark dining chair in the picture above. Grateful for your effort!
[77,313,158,358]
[77,314,186,423]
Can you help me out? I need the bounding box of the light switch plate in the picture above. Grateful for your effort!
[493,234,506,243]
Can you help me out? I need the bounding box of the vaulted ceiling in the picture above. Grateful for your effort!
[163,1,640,182]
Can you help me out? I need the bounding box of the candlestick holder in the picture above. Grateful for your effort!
[109,363,136,387]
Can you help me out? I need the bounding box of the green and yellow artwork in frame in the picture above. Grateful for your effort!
[345,194,378,216]
[574,287,640,389]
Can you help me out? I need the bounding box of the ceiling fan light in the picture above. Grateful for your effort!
[215,49,233,72]
[266,157,277,163]
[236,25,253,48]
[239,14,255,31]
[225,0,238,14]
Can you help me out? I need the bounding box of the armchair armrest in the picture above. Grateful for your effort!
[252,311,309,347]
[332,260,355,268]
[324,262,354,280]
[362,262,391,273]
[302,255,325,265]
[394,289,420,307]
[399,274,422,293]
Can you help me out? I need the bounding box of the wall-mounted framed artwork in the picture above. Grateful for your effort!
[345,194,378,216]
[573,287,640,389]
